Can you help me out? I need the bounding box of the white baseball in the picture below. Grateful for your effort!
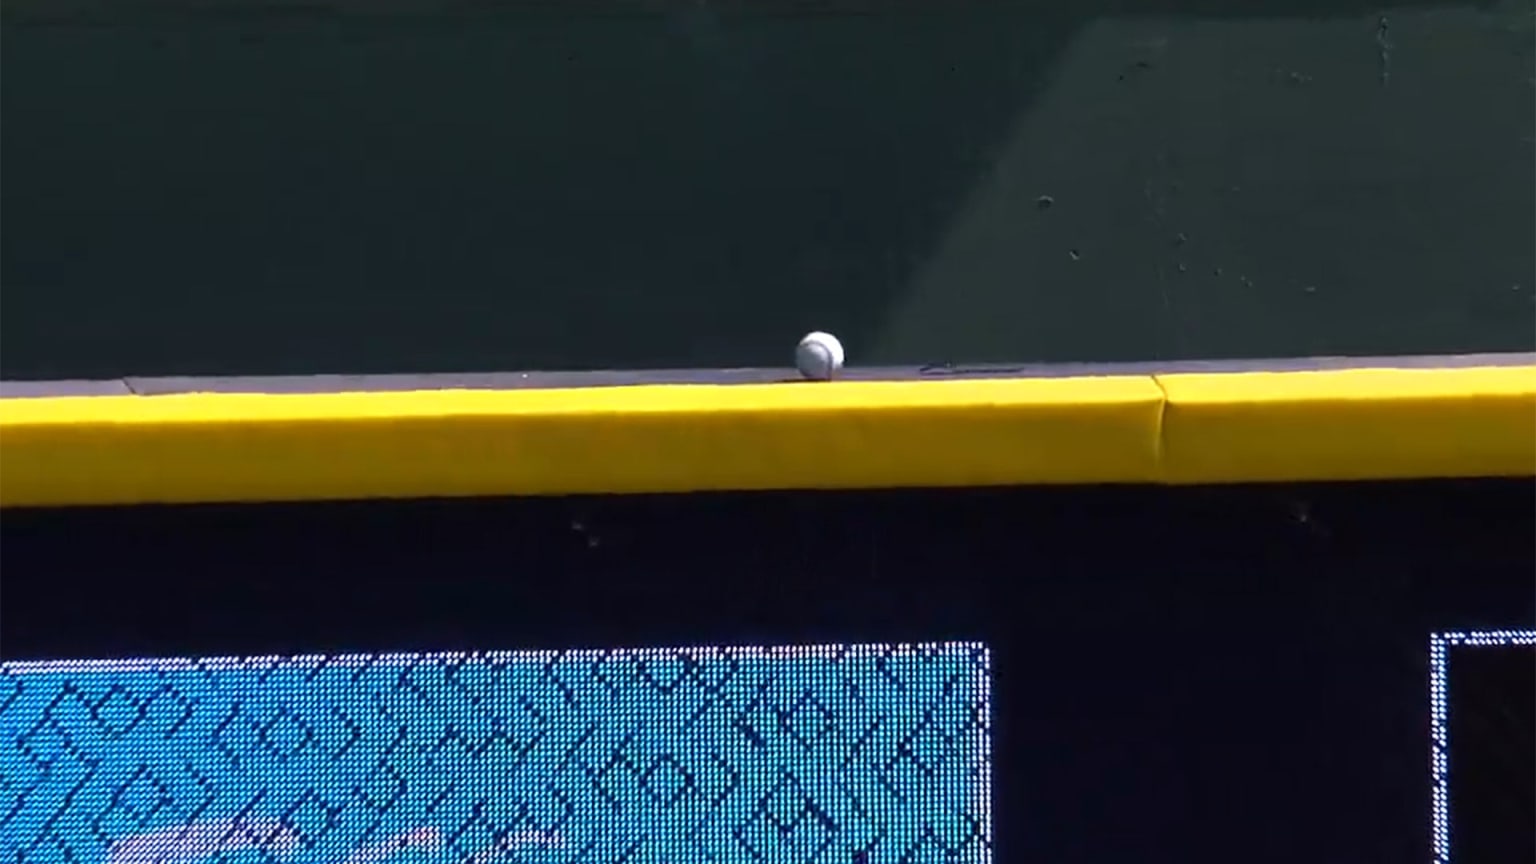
[795,331,845,381]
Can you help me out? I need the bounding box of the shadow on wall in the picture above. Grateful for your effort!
[2,0,1532,378]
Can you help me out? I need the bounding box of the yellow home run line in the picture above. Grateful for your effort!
[1,365,1532,506]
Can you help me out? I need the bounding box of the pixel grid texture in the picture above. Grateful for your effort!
[0,642,992,864]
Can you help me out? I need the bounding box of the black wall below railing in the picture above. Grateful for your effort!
[4,0,1534,379]
[4,480,1533,862]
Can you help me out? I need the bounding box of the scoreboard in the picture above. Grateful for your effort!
[2,645,993,862]
[3,481,1532,862]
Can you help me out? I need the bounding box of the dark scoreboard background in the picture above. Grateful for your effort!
[1,0,1534,860]
[4,483,1533,861]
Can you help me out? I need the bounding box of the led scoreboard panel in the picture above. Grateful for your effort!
[2,645,991,862]
[2,483,1532,863]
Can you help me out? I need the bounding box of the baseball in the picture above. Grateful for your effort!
[795,331,845,381]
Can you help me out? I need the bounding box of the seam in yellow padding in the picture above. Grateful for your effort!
[1154,366,1536,483]
[1,367,1532,507]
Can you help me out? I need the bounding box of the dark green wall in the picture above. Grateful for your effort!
[3,0,1533,378]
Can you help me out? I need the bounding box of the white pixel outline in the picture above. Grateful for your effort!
[1428,629,1536,864]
